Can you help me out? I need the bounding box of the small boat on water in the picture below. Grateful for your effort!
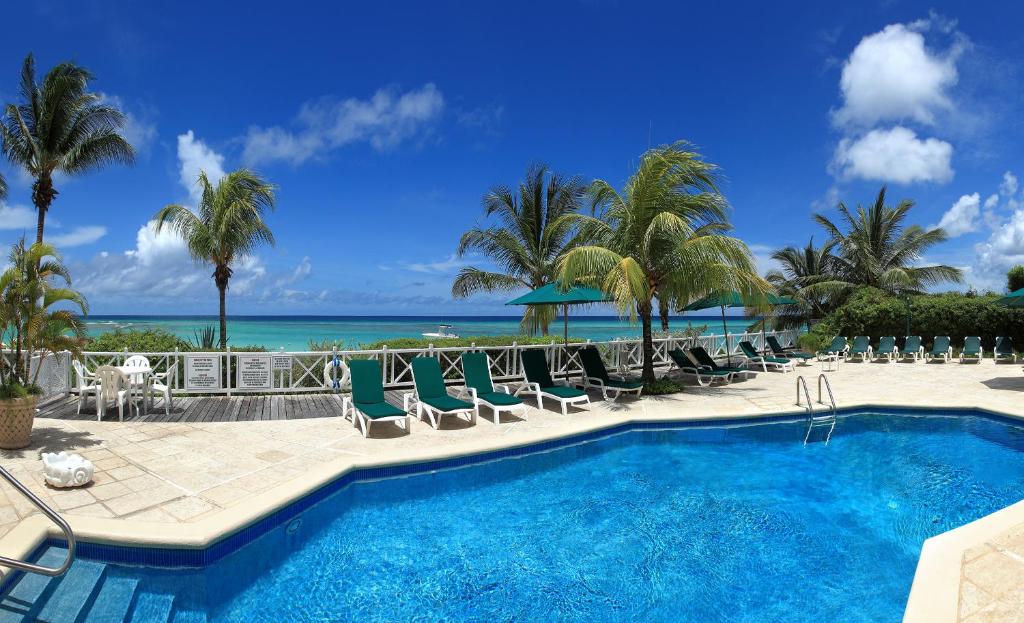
[422,324,459,339]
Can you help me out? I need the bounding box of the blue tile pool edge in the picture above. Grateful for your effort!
[5,403,1021,582]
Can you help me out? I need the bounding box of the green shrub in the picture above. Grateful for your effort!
[643,378,685,395]
[823,287,1024,350]
[0,382,41,400]
[1008,265,1024,292]
[87,329,192,353]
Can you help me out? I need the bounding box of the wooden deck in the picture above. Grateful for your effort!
[36,391,409,423]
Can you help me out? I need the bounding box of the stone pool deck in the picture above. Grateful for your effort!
[2,358,1024,621]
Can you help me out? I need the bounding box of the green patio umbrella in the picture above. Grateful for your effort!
[996,287,1024,307]
[507,283,611,344]
[680,291,795,364]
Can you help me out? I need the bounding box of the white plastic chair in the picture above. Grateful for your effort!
[145,366,175,416]
[94,366,136,422]
[71,360,99,415]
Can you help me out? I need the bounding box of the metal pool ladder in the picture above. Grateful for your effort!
[796,374,838,445]
[0,465,76,577]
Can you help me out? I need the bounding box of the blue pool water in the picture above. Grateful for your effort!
[4,411,1024,622]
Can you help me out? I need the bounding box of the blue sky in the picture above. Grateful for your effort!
[1,1,1022,315]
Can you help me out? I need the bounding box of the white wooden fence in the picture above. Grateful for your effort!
[12,329,798,401]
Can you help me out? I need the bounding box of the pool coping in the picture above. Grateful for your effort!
[1,400,1020,622]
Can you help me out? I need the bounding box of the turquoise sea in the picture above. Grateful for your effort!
[84,315,761,351]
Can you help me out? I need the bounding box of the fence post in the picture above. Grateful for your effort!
[331,346,338,391]
[226,346,232,398]
[174,347,180,391]
[382,345,389,386]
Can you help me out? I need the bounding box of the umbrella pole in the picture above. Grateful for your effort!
[563,304,569,345]
[721,305,730,365]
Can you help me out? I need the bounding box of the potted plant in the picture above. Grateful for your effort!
[0,239,87,449]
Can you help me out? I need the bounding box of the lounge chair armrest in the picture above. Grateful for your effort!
[467,387,478,402]
[585,376,606,387]
[493,383,513,394]
[402,391,415,411]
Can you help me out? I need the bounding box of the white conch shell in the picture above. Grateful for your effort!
[41,452,95,488]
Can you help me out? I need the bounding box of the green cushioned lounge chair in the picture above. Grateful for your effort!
[459,351,527,423]
[344,359,412,438]
[995,336,1017,363]
[959,336,983,363]
[409,356,477,429]
[739,341,794,373]
[925,336,953,363]
[872,336,899,363]
[667,348,733,386]
[578,346,643,401]
[902,336,924,362]
[689,346,755,379]
[765,335,813,364]
[817,336,849,361]
[516,349,591,415]
[847,336,872,362]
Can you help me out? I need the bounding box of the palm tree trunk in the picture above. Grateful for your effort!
[218,283,228,350]
[658,297,670,332]
[639,299,655,383]
[32,174,57,245]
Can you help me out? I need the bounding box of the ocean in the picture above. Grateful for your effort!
[83,315,761,351]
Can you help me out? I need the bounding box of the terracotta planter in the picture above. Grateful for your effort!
[0,396,37,450]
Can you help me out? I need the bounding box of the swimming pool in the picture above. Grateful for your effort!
[3,409,1024,622]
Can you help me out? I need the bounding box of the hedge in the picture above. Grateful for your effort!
[801,287,1024,352]
[85,329,266,353]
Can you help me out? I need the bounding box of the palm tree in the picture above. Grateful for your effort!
[452,163,588,335]
[0,171,7,201]
[154,169,276,349]
[0,239,87,389]
[765,237,837,330]
[809,187,962,297]
[0,54,134,244]
[559,142,765,383]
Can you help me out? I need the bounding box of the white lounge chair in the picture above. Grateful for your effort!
[458,352,527,423]
[872,336,899,363]
[343,359,412,437]
[515,349,590,415]
[925,336,953,363]
[739,341,794,373]
[407,356,477,429]
[902,336,924,362]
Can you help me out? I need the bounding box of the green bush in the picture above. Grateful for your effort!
[0,382,42,400]
[823,287,1024,350]
[1008,265,1024,292]
[87,329,192,353]
[643,378,685,395]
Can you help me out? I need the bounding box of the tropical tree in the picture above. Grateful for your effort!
[0,171,6,200]
[808,187,962,298]
[765,237,837,330]
[0,54,134,244]
[0,239,87,391]
[559,142,766,383]
[153,169,276,349]
[1007,265,1024,293]
[452,163,588,335]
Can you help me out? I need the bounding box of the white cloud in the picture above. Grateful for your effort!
[831,127,953,184]
[832,20,964,128]
[177,131,226,203]
[983,193,1001,229]
[400,254,471,274]
[975,210,1024,277]
[242,83,444,166]
[0,204,36,230]
[1000,171,1019,197]
[275,256,312,287]
[48,225,107,248]
[932,193,979,237]
[747,243,781,277]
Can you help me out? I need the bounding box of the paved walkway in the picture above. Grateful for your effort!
[3,358,1024,621]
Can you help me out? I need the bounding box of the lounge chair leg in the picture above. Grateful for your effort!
[561,401,568,416]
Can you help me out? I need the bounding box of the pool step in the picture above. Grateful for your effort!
[35,558,106,623]
[170,606,208,622]
[85,573,141,622]
[129,591,176,622]
[0,549,70,621]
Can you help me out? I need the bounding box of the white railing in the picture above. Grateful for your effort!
[15,329,798,399]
